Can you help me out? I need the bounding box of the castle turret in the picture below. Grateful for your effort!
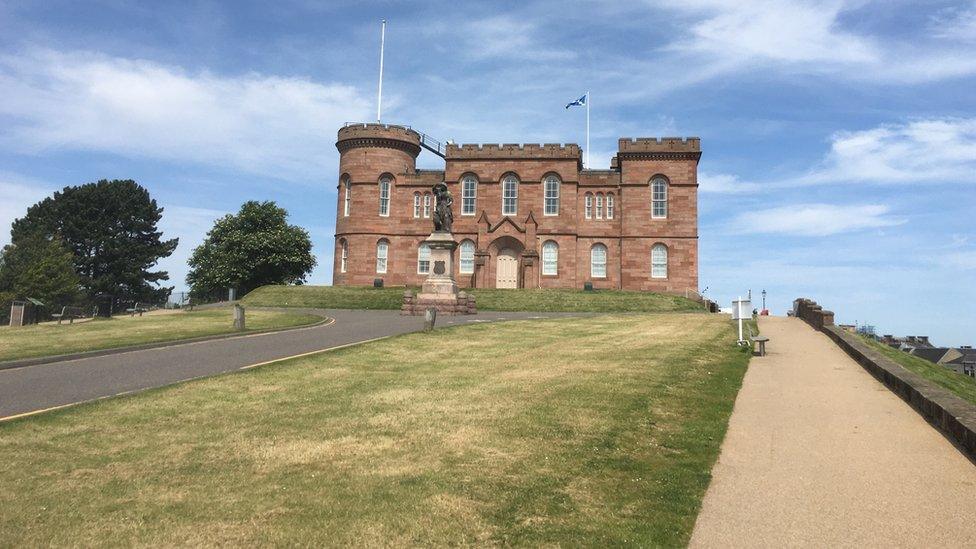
[334,123,422,284]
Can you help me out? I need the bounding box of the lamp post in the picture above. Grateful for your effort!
[762,289,767,312]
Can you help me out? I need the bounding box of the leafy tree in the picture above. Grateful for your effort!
[11,179,177,304]
[0,234,81,309]
[186,201,316,297]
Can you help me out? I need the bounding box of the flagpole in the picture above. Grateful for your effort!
[377,19,386,123]
[585,91,590,168]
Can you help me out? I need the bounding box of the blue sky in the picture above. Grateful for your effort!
[1,0,974,344]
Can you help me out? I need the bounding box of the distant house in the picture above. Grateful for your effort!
[909,347,951,364]
[941,347,976,378]
[880,334,934,352]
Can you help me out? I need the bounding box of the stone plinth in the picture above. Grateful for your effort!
[402,231,477,316]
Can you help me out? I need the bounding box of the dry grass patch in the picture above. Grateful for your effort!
[0,313,750,546]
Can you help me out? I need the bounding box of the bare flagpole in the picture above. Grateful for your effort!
[585,90,590,168]
[377,19,386,123]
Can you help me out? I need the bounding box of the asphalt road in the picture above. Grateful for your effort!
[0,309,578,420]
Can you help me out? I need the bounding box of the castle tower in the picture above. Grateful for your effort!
[334,123,421,285]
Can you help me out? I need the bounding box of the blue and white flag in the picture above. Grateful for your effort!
[565,93,587,109]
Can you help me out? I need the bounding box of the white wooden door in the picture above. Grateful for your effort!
[496,249,518,289]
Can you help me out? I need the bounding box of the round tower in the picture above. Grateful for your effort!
[334,123,421,284]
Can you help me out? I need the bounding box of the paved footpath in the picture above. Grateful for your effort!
[691,316,976,548]
[0,309,576,420]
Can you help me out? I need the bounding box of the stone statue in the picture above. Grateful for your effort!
[432,182,454,233]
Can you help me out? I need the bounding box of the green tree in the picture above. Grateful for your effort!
[11,179,177,304]
[0,234,81,310]
[186,201,316,297]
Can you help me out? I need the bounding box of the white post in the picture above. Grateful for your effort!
[377,19,386,123]
[737,295,744,343]
[585,90,590,169]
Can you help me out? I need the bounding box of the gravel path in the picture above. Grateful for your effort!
[690,316,976,547]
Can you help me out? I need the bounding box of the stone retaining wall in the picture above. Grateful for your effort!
[793,298,976,460]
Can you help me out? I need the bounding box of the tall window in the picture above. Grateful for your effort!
[461,175,477,216]
[606,193,615,219]
[417,243,431,274]
[376,240,389,274]
[423,193,431,218]
[596,193,604,220]
[544,175,560,216]
[652,177,668,219]
[339,239,348,273]
[413,193,421,218]
[591,243,607,278]
[459,240,475,274]
[652,244,668,279]
[379,177,391,216]
[584,193,593,219]
[502,175,519,215]
[542,240,558,275]
[343,178,351,217]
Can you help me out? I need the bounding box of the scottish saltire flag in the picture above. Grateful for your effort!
[565,93,587,109]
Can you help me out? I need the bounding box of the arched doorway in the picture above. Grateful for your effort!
[496,248,518,288]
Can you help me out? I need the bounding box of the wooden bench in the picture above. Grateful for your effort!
[125,302,148,317]
[51,306,86,325]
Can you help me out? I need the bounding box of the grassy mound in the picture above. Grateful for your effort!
[0,314,749,546]
[243,285,704,313]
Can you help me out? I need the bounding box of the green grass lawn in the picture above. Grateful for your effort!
[858,335,976,406]
[243,284,704,313]
[0,309,321,362]
[0,314,749,546]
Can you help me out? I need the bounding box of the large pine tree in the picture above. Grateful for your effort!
[11,179,178,304]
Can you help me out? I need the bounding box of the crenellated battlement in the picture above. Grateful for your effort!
[618,137,700,153]
[446,143,582,160]
[337,123,422,157]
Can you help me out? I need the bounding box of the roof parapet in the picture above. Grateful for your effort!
[618,137,700,153]
[446,143,582,160]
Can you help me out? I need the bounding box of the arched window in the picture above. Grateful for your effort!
[652,177,668,219]
[379,176,392,216]
[413,192,421,218]
[543,175,560,216]
[584,192,593,219]
[502,174,519,216]
[423,193,432,218]
[339,239,348,273]
[606,193,615,219]
[651,244,668,279]
[376,240,389,274]
[461,175,477,216]
[459,239,475,274]
[542,240,558,275]
[342,177,351,217]
[417,243,431,274]
[591,243,607,278]
[596,193,604,220]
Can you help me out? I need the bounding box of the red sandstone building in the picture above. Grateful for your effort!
[333,123,699,292]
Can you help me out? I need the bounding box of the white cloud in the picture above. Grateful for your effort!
[0,49,372,182]
[805,118,976,185]
[426,15,575,62]
[931,2,976,42]
[698,172,761,193]
[730,203,905,236]
[655,0,976,84]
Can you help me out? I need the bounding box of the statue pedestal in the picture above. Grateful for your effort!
[402,231,476,316]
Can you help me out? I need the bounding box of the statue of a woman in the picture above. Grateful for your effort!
[432,182,453,233]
